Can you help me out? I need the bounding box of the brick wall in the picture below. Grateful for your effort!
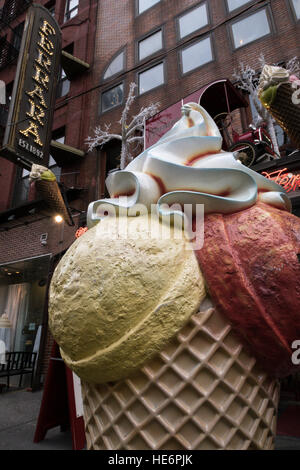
[0,212,78,263]
[87,0,300,141]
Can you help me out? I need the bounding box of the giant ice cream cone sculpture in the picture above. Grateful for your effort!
[30,164,73,225]
[81,306,280,450]
[258,65,300,148]
[49,103,300,450]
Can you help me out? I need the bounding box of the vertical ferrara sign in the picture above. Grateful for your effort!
[1,5,61,168]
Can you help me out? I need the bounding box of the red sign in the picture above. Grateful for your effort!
[262,168,300,193]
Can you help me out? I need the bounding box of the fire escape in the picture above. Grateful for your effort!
[0,0,89,219]
[0,0,32,26]
[0,1,32,142]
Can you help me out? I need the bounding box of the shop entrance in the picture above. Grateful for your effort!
[0,254,51,387]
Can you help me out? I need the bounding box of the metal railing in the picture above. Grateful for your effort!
[0,0,32,25]
[0,36,19,71]
[0,103,9,127]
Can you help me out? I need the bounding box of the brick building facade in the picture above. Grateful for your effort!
[84,0,300,199]
[0,0,300,387]
[0,0,98,386]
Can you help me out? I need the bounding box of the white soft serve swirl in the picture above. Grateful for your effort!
[87,103,290,227]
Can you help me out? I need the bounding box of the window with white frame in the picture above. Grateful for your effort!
[138,0,160,14]
[290,0,300,19]
[138,30,162,61]
[57,68,70,97]
[230,9,271,49]
[103,51,125,80]
[101,83,124,113]
[49,134,64,182]
[181,36,213,74]
[138,62,164,94]
[65,0,79,22]
[178,2,209,39]
[226,0,252,11]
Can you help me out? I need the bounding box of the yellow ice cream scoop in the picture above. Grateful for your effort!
[40,169,56,182]
[48,215,206,383]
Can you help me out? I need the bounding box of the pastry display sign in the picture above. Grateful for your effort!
[0,5,61,169]
[262,168,300,193]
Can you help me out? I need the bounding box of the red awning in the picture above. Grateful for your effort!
[198,79,248,118]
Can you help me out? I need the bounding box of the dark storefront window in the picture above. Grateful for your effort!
[0,255,51,367]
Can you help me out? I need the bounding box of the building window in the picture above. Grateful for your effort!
[11,166,31,207]
[138,62,164,95]
[101,83,124,113]
[177,2,209,39]
[180,36,213,74]
[290,0,300,20]
[49,134,64,181]
[57,68,70,97]
[230,8,271,49]
[65,0,79,21]
[226,0,252,11]
[103,51,125,80]
[12,22,24,51]
[45,1,56,17]
[138,30,163,61]
[138,0,160,14]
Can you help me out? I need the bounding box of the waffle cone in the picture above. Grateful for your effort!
[262,83,300,148]
[81,308,280,450]
[36,179,72,225]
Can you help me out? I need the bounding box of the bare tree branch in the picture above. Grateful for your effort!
[286,56,300,76]
[232,57,282,156]
[127,136,144,144]
[85,82,160,169]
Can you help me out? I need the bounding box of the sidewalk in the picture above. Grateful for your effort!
[0,388,73,450]
[0,387,300,450]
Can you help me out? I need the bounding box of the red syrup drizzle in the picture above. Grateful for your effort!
[258,188,270,194]
[185,151,218,167]
[112,190,135,198]
[147,173,231,198]
[145,173,167,196]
